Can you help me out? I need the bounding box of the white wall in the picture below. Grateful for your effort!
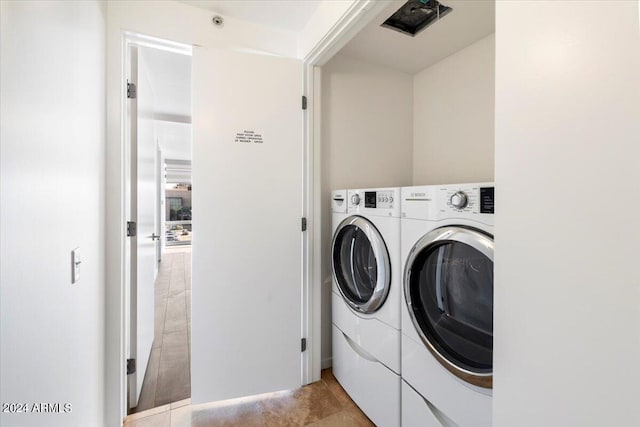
[413,34,495,185]
[494,2,640,426]
[0,1,106,426]
[320,53,413,366]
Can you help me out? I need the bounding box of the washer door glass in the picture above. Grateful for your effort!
[332,216,390,313]
[406,226,493,387]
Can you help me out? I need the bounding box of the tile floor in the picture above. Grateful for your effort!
[129,246,372,426]
[125,369,374,427]
[135,247,192,412]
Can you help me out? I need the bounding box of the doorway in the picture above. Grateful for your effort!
[126,37,193,414]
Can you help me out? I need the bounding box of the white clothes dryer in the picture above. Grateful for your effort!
[400,183,495,427]
[331,187,402,427]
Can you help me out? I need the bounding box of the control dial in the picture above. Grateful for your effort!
[351,194,361,206]
[450,191,468,209]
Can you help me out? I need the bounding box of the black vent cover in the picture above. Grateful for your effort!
[381,0,452,37]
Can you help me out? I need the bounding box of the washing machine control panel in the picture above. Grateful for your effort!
[348,189,400,217]
[363,190,395,209]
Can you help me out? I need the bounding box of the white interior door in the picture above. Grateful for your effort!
[191,47,303,403]
[128,45,157,408]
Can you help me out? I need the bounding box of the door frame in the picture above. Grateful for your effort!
[301,0,392,381]
[106,2,389,425]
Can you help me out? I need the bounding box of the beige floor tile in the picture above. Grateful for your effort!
[171,398,191,410]
[185,290,192,323]
[135,347,162,412]
[156,273,171,290]
[164,292,188,333]
[155,331,190,406]
[190,400,265,427]
[127,403,170,422]
[169,278,186,297]
[260,381,342,426]
[125,408,171,427]
[154,295,168,349]
[169,404,192,427]
[306,408,375,427]
[132,369,374,427]
[160,330,189,360]
[321,369,353,409]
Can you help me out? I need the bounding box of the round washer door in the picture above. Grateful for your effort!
[404,226,494,388]
[331,216,391,314]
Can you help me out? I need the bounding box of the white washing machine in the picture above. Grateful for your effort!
[400,183,495,427]
[331,187,401,427]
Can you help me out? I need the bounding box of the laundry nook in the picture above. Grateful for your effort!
[1,1,640,427]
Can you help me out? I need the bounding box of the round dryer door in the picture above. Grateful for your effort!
[404,226,494,388]
[331,216,391,314]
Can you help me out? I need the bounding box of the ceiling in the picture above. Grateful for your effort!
[339,0,495,74]
[178,0,322,33]
[140,47,191,120]
[156,121,192,161]
[138,0,493,160]
[140,47,192,161]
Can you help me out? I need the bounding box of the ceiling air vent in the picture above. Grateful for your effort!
[381,0,452,37]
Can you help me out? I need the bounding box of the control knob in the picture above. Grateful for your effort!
[450,191,468,209]
[351,194,361,205]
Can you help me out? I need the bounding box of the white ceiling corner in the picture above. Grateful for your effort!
[177,0,323,33]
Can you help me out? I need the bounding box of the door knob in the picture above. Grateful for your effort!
[149,233,160,241]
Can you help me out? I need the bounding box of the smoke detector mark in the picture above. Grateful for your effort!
[212,15,224,27]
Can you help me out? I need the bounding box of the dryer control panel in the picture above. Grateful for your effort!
[440,184,494,215]
[401,183,494,224]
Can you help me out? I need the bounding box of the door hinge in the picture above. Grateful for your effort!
[127,81,137,99]
[126,358,136,375]
[302,95,307,110]
[127,221,137,237]
[301,338,307,352]
[301,217,307,232]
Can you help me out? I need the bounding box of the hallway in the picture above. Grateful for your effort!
[136,247,192,412]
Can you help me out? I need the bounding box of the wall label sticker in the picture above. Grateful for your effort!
[235,130,263,144]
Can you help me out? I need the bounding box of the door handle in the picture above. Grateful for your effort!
[148,234,160,241]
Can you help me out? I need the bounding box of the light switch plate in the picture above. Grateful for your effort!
[72,247,81,284]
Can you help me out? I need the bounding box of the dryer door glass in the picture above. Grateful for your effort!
[334,225,376,303]
[332,216,391,313]
[407,226,493,384]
